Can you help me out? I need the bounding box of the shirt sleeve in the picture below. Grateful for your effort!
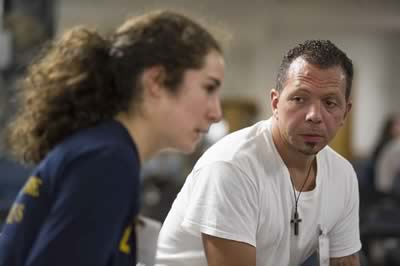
[328,167,362,258]
[181,161,259,247]
[24,146,140,266]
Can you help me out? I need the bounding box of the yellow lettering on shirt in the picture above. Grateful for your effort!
[119,225,132,254]
[23,176,43,197]
[6,203,24,224]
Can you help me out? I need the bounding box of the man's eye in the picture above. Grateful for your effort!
[325,100,338,108]
[292,96,304,103]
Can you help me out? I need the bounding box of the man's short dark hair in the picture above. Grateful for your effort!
[276,40,353,100]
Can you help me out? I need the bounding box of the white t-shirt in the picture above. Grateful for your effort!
[156,119,361,266]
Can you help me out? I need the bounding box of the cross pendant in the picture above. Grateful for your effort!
[291,211,302,236]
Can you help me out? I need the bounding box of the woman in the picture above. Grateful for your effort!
[0,10,224,266]
[367,114,400,192]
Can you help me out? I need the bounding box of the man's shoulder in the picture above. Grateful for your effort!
[195,120,272,168]
[321,146,353,168]
[319,146,357,184]
[319,146,358,191]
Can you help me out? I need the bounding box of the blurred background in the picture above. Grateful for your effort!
[1,0,400,265]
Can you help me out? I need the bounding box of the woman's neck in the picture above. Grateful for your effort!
[114,112,163,163]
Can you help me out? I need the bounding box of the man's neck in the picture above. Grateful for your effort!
[271,121,314,166]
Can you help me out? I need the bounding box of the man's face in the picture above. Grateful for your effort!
[271,57,351,156]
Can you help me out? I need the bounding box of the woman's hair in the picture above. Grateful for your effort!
[6,10,222,164]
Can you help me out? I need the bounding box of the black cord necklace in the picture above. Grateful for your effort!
[289,161,314,236]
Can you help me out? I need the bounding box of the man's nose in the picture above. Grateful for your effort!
[305,102,322,123]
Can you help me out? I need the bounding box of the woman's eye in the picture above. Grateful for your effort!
[205,85,217,94]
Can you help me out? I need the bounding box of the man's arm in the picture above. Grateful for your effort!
[330,253,360,266]
[202,233,256,266]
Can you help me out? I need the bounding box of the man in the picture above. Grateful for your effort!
[156,40,361,266]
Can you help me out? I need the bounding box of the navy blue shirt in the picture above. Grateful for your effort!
[0,157,32,216]
[0,120,141,266]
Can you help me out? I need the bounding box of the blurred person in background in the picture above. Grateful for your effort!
[356,114,400,225]
[156,40,361,266]
[372,114,400,194]
[0,10,224,266]
[359,114,400,266]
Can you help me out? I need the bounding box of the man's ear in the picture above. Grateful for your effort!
[336,100,352,127]
[270,89,280,118]
[141,65,166,98]
[342,100,352,122]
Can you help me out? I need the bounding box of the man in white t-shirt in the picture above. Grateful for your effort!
[156,40,361,266]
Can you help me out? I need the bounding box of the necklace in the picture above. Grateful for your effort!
[289,160,314,236]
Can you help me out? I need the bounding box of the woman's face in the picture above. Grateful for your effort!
[159,51,225,153]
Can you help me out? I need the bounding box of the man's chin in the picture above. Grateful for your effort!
[297,143,323,156]
[301,150,319,156]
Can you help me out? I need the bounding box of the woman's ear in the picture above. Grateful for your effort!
[141,65,166,98]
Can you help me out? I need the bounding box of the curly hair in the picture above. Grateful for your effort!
[6,10,222,164]
[276,40,353,100]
